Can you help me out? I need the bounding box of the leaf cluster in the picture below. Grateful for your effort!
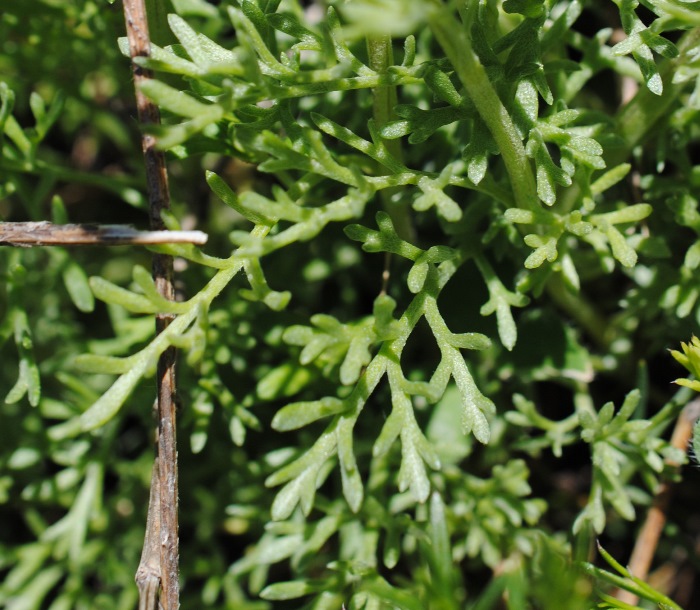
[3,0,700,608]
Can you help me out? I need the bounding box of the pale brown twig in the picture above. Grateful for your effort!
[123,0,180,608]
[136,454,163,610]
[615,398,700,606]
[0,222,207,247]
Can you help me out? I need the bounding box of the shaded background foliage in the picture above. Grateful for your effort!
[1,0,700,609]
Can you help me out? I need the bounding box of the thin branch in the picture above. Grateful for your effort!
[428,6,538,213]
[136,455,163,610]
[615,398,700,606]
[366,35,414,297]
[123,0,180,609]
[0,222,207,247]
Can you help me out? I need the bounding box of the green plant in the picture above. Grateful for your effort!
[2,0,700,608]
[584,544,684,610]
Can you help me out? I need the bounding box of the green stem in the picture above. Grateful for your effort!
[367,35,415,242]
[48,225,271,440]
[614,27,700,159]
[427,9,611,355]
[367,172,514,206]
[367,35,402,162]
[428,6,538,212]
[546,274,610,349]
[549,28,700,350]
[0,160,147,209]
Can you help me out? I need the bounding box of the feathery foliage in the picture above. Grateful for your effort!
[2,0,700,608]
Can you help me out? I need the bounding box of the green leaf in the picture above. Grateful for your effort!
[340,0,430,37]
[312,113,406,174]
[398,428,431,502]
[168,13,239,69]
[257,363,315,400]
[450,333,491,351]
[0,81,16,134]
[423,66,463,107]
[452,357,494,444]
[267,13,322,50]
[73,354,136,375]
[345,213,422,260]
[427,386,473,464]
[139,80,224,137]
[5,311,41,407]
[373,409,403,458]
[340,336,373,385]
[270,464,321,520]
[671,336,700,389]
[605,225,638,267]
[639,30,678,59]
[89,276,159,313]
[477,257,529,350]
[524,234,558,268]
[373,294,402,340]
[338,420,364,511]
[611,33,642,57]
[407,261,428,293]
[260,580,318,600]
[414,174,462,222]
[504,208,537,224]
[592,203,652,225]
[272,397,348,431]
[206,171,276,225]
[591,164,631,195]
[503,0,545,18]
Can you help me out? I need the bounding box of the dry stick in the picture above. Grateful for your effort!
[615,398,700,606]
[0,222,206,247]
[136,453,163,610]
[123,1,180,609]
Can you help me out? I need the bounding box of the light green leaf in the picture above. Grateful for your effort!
[261,580,318,600]
[257,363,314,400]
[139,81,218,120]
[524,234,558,268]
[452,358,494,444]
[450,333,491,351]
[398,433,430,502]
[63,262,94,313]
[338,421,364,511]
[407,261,428,293]
[605,225,637,267]
[593,203,652,225]
[73,354,135,375]
[89,276,159,313]
[590,164,631,195]
[272,397,347,431]
[270,467,318,520]
[340,336,373,385]
[5,311,41,407]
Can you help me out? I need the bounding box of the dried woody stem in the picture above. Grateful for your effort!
[0,222,206,247]
[615,398,700,606]
[123,1,180,609]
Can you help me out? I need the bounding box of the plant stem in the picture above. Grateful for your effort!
[545,274,610,349]
[615,398,700,606]
[367,34,415,245]
[427,6,538,212]
[549,29,700,352]
[614,27,700,158]
[0,222,207,246]
[366,35,402,164]
[123,0,179,608]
